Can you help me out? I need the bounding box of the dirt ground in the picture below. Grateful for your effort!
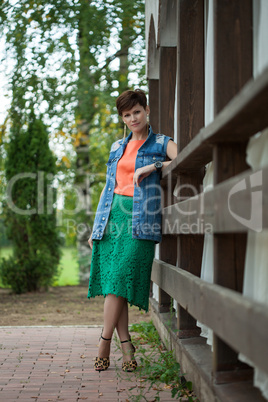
[0,286,151,326]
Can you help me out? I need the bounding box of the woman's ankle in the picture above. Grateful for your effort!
[98,337,111,358]
[118,333,131,343]
[121,340,134,362]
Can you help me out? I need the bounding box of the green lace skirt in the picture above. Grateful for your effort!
[88,193,155,312]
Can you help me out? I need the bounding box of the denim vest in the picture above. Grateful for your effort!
[91,126,173,243]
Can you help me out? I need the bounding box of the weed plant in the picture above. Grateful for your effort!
[115,320,198,401]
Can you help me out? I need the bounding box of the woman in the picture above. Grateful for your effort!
[88,89,177,372]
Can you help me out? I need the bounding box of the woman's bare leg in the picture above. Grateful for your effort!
[116,299,129,340]
[98,294,125,358]
[116,301,134,362]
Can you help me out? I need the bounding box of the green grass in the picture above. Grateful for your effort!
[114,321,197,401]
[0,246,13,259]
[0,246,80,287]
[54,247,80,286]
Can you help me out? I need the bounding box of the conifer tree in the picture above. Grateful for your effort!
[0,110,62,293]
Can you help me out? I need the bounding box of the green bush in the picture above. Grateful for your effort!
[0,250,61,294]
[0,256,27,294]
[0,110,62,293]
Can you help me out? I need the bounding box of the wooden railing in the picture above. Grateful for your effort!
[150,66,268,401]
[163,65,268,175]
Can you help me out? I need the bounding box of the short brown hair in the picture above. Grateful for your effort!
[116,89,147,116]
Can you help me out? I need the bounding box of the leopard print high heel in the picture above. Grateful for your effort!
[94,334,111,371]
[121,338,137,372]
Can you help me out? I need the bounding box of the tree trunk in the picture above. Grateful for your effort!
[75,0,94,284]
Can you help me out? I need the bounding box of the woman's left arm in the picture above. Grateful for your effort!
[133,140,178,186]
[164,139,178,165]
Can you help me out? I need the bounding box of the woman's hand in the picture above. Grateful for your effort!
[133,164,155,187]
[88,234,93,249]
[87,184,105,250]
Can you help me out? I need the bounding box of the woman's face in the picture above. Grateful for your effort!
[122,103,149,134]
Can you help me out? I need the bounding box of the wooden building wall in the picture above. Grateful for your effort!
[145,1,268,401]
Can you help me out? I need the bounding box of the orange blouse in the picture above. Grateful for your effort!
[114,139,146,197]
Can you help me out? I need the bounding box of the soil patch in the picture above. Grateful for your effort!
[0,286,151,326]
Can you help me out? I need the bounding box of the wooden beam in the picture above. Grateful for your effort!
[162,65,268,177]
[148,79,159,301]
[159,0,177,47]
[213,144,249,373]
[150,303,266,402]
[159,46,176,136]
[214,0,253,114]
[213,0,253,375]
[158,45,177,312]
[148,79,159,133]
[175,0,205,335]
[177,0,204,147]
[151,258,268,376]
[163,165,267,234]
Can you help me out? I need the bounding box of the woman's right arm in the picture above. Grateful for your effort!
[88,185,106,249]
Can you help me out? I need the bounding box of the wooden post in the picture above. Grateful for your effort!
[214,0,253,113]
[148,78,159,298]
[212,0,253,382]
[176,0,205,337]
[159,47,177,136]
[148,79,159,133]
[158,45,177,312]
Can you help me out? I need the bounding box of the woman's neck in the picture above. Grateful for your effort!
[130,125,149,141]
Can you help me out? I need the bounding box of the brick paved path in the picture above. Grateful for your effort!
[0,326,174,401]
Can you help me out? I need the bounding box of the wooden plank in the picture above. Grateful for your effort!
[163,165,268,234]
[175,0,205,335]
[176,179,203,334]
[213,0,253,366]
[158,46,177,312]
[213,143,249,185]
[151,304,266,402]
[148,79,159,133]
[212,143,249,344]
[203,69,268,142]
[213,233,246,292]
[147,12,159,80]
[177,0,204,147]
[162,65,268,177]
[212,141,249,326]
[214,0,253,114]
[151,258,268,375]
[159,0,177,47]
[148,80,159,301]
[159,46,176,136]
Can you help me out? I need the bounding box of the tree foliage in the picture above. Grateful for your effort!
[0,0,146,279]
[0,0,146,199]
[0,0,146,128]
[0,111,62,293]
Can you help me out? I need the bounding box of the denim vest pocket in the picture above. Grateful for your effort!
[143,152,165,165]
[138,178,162,239]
